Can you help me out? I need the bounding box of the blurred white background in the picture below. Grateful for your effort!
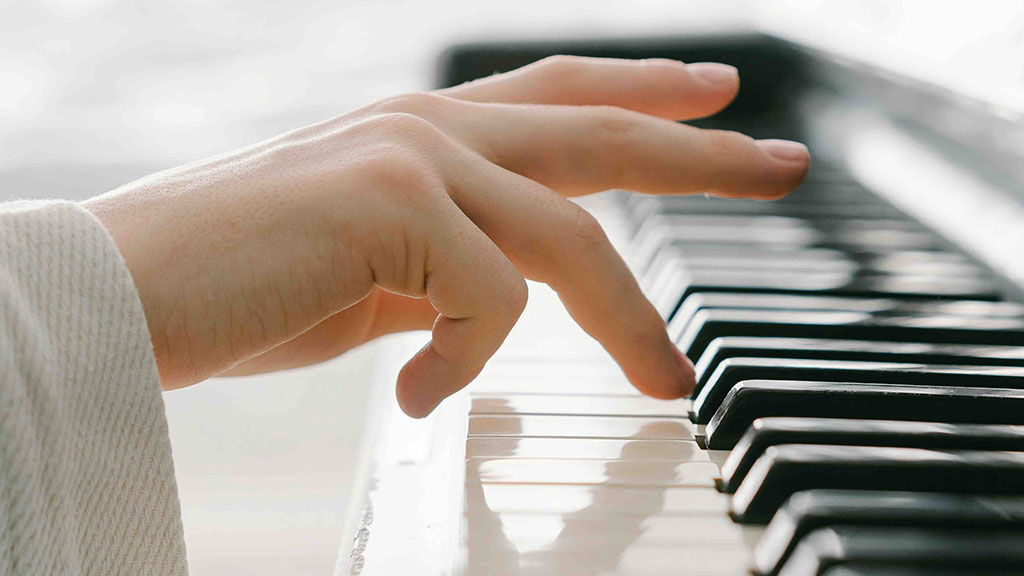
[0,1,1020,574]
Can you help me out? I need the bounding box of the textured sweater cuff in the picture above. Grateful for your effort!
[0,200,188,575]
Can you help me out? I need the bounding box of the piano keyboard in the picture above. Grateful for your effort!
[451,164,1024,575]
[340,34,1024,576]
[461,198,752,576]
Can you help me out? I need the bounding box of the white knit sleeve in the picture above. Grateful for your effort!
[0,201,188,576]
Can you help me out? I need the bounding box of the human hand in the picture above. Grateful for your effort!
[85,56,809,417]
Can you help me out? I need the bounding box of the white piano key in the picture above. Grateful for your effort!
[470,551,750,576]
[469,394,690,417]
[475,360,622,379]
[466,484,730,516]
[467,458,719,487]
[469,367,638,396]
[465,437,706,461]
[470,378,639,395]
[613,544,754,576]
[464,515,755,575]
[475,513,748,546]
[468,415,697,440]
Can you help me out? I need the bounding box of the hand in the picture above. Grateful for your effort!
[84,56,809,417]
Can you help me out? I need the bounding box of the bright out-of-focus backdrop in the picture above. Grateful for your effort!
[1,1,1020,575]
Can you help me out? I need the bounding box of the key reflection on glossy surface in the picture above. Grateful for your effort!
[470,394,690,417]
[469,365,639,396]
[463,421,746,575]
[468,484,729,516]
[468,415,697,440]
[468,459,719,486]
[466,437,705,461]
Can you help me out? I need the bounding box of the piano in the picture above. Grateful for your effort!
[335,24,1024,576]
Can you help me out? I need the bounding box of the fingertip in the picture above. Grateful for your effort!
[396,346,443,419]
[396,366,437,419]
[755,139,811,199]
[681,62,740,117]
[673,345,697,397]
[621,336,696,401]
[396,339,485,419]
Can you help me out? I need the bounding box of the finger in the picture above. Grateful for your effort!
[439,143,695,399]
[438,55,739,121]
[396,201,527,418]
[390,95,809,199]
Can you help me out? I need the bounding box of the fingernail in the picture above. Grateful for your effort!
[757,139,810,162]
[688,62,739,86]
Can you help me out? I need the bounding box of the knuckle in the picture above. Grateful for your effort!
[568,206,608,253]
[535,54,585,74]
[530,55,595,86]
[573,106,638,188]
[643,57,685,68]
[503,275,529,319]
[366,111,444,144]
[591,105,634,134]
[706,129,754,156]
[354,140,439,195]
[374,91,449,117]
[589,106,639,156]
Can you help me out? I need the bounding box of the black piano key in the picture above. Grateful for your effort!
[630,216,821,270]
[627,191,904,220]
[691,358,1024,424]
[670,252,983,277]
[693,337,1024,390]
[849,250,983,276]
[670,293,1024,339]
[820,566,1024,576]
[755,490,1024,576]
[777,526,1024,576]
[704,381,1024,450]
[651,243,979,280]
[640,217,938,251]
[678,308,1024,361]
[730,445,1024,524]
[643,199,906,220]
[674,252,864,275]
[639,218,938,251]
[674,271,999,304]
[650,266,1004,324]
[632,229,956,279]
[720,419,1024,493]
[671,292,1024,335]
[816,219,939,251]
[642,245,979,283]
